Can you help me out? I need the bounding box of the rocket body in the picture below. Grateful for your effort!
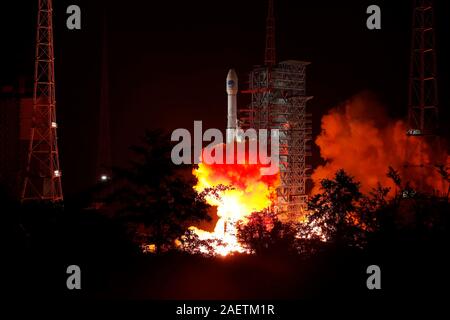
[226,69,238,143]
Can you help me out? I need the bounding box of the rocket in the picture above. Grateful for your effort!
[226,69,238,143]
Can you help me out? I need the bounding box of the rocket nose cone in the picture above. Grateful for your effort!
[226,68,238,94]
[227,69,238,81]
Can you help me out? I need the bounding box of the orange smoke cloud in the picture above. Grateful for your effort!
[312,92,448,195]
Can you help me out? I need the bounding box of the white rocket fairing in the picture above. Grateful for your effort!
[226,69,238,143]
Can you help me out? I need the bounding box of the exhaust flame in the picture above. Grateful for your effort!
[191,142,280,256]
[312,92,449,195]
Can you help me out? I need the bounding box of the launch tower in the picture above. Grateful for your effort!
[240,0,312,218]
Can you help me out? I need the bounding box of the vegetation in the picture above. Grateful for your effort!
[107,130,211,254]
[2,130,449,299]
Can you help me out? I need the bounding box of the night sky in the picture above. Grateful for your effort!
[1,0,449,196]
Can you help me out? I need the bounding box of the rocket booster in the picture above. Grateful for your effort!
[226,69,238,143]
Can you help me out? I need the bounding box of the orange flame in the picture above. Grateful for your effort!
[191,142,280,256]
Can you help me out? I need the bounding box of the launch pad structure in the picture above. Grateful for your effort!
[239,0,312,218]
[240,61,312,218]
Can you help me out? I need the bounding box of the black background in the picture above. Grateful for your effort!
[1,0,449,196]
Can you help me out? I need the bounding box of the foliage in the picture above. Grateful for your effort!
[307,169,382,247]
[178,229,225,257]
[236,210,300,255]
[109,130,211,253]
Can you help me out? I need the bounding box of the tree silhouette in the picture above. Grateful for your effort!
[237,210,299,255]
[435,164,450,199]
[110,130,211,254]
[307,169,372,247]
[387,166,402,198]
[178,229,226,257]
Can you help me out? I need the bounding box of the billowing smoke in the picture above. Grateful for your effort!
[312,92,448,195]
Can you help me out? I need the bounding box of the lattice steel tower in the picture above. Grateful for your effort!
[22,0,63,202]
[404,0,445,195]
[264,0,276,67]
[407,0,439,138]
[241,0,312,218]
